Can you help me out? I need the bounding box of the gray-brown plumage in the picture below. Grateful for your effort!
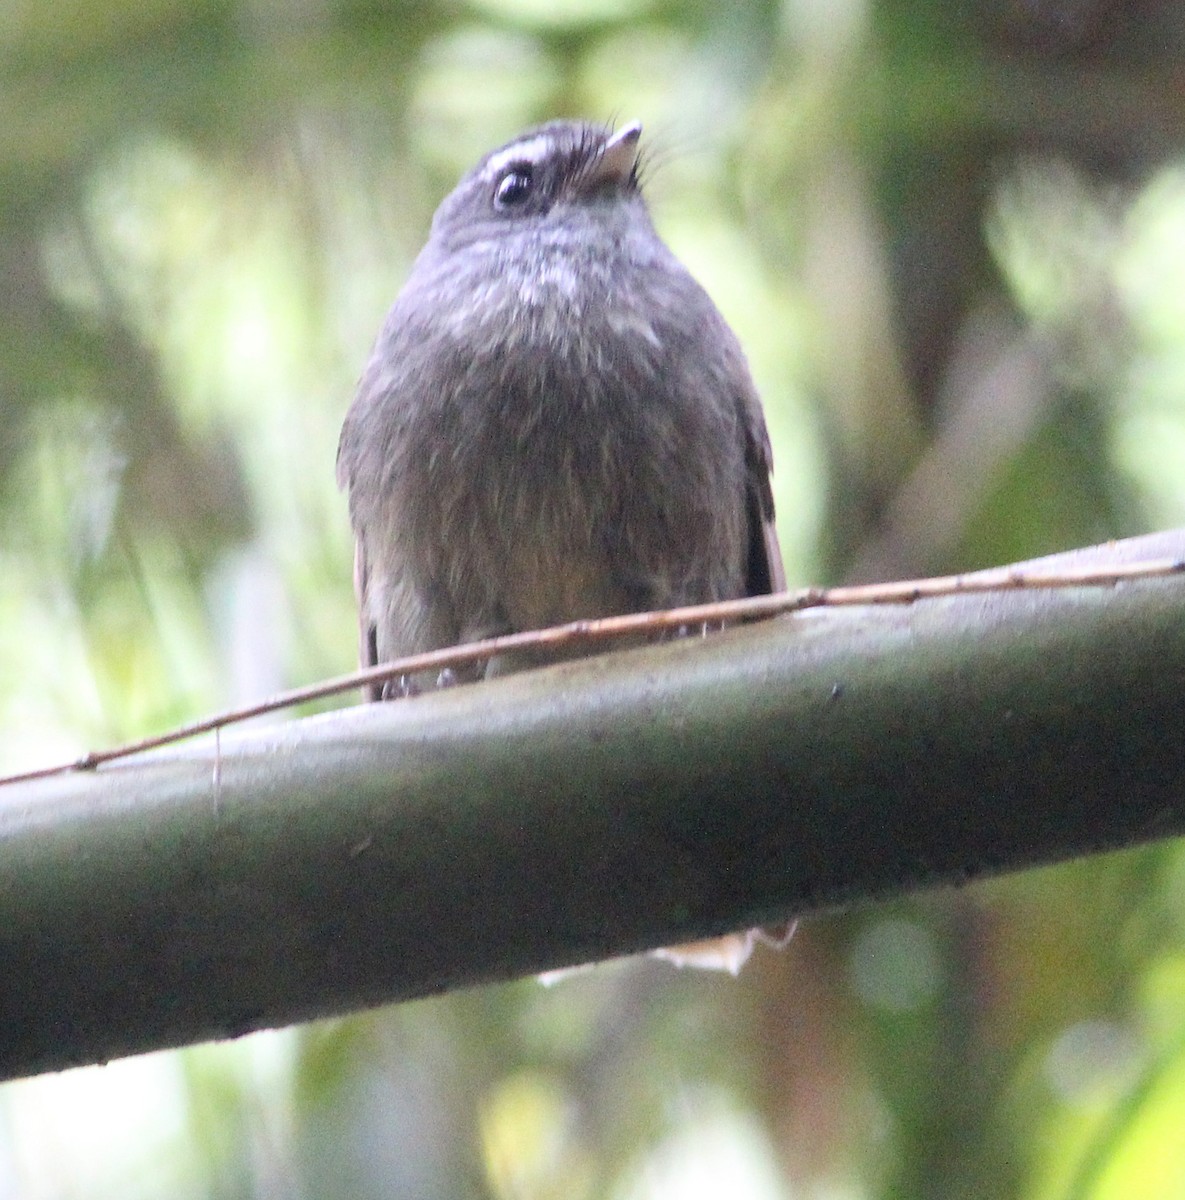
[338,119,789,972]
[337,120,783,701]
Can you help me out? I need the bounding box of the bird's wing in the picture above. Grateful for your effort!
[338,412,384,701]
[352,536,384,701]
[741,387,786,596]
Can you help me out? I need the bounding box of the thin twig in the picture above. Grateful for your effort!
[2,557,1181,788]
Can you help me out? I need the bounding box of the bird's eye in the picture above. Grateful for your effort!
[494,166,534,210]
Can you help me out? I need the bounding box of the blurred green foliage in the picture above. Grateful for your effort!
[2,0,1185,1197]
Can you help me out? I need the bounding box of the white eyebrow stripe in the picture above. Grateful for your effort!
[481,135,555,179]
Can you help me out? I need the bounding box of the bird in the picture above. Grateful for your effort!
[337,119,790,973]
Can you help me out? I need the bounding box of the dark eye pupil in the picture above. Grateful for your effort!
[495,168,533,208]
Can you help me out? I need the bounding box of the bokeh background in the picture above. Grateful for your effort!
[4,0,1185,1197]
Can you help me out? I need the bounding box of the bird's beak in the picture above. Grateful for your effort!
[584,121,642,190]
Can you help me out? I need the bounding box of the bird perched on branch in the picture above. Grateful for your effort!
[337,119,789,973]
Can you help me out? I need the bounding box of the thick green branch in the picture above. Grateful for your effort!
[2,531,1185,1081]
